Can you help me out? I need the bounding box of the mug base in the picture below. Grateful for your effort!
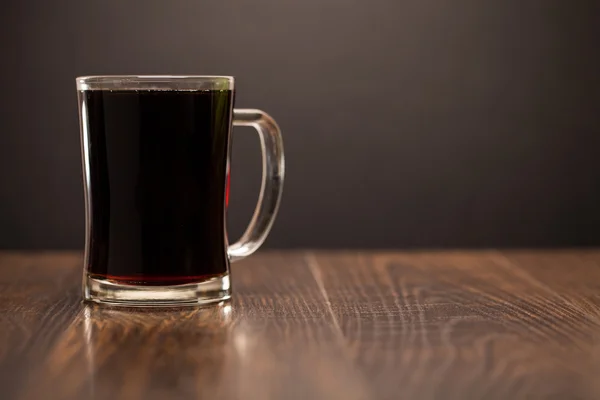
[83,274,231,307]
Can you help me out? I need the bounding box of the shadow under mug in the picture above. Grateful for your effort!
[76,75,284,306]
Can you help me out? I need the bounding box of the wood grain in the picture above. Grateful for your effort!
[1,250,600,399]
[310,251,600,400]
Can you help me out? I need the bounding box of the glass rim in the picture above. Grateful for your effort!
[76,75,235,91]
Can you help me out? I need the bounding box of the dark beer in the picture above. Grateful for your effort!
[82,89,234,285]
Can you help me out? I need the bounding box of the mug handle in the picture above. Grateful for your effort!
[228,109,285,262]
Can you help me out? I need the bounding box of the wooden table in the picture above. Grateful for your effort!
[1,251,600,399]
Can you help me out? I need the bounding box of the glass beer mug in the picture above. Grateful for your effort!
[76,76,284,306]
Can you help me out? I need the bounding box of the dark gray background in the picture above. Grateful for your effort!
[1,1,599,249]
